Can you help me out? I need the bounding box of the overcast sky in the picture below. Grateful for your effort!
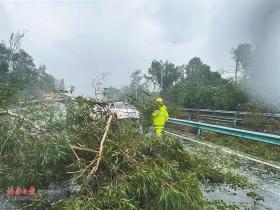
[0,0,278,96]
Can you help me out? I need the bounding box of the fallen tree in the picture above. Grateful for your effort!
[0,97,249,209]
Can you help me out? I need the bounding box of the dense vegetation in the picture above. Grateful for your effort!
[0,33,59,108]
[105,44,279,113]
[0,98,251,209]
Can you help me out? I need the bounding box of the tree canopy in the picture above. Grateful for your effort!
[0,33,57,108]
[143,57,247,110]
[232,43,254,79]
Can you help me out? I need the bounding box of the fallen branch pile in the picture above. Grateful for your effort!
[0,96,251,210]
[69,113,114,186]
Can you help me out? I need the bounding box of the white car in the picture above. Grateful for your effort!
[109,102,140,119]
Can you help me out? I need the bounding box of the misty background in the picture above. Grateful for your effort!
[0,0,279,104]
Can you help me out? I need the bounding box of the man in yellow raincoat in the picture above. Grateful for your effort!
[152,97,169,136]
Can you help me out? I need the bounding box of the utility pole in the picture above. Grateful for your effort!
[113,88,115,101]
[235,59,239,84]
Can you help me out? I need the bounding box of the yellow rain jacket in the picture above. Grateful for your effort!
[152,105,169,129]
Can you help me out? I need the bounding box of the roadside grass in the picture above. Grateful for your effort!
[201,132,280,164]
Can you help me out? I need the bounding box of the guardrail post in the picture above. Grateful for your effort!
[233,112,237,127]
[188,110,191,120]
[197,128,201,137]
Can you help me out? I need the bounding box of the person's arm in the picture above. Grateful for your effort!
[165,110,169,123]
[152,110,158,117]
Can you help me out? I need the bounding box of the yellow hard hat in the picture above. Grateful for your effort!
[155,97,163,103]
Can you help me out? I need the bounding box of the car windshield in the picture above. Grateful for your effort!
[114,102,127,109]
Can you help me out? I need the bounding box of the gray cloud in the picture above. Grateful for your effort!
[0,0,279,99]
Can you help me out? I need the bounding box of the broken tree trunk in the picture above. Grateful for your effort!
[83,113,113,186]
[0,110,20,117]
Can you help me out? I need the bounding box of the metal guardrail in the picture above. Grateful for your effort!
[177,108,280,119]
[173,108,280,127]
[168,118,280,146]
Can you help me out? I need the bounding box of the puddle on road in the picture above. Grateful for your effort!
[203,167,280,209]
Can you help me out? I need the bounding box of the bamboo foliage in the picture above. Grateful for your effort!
[68,113,114,186]
[0,97,251,210]
[88,114,113,176]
